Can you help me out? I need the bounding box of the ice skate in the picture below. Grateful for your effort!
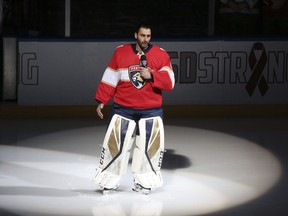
[132,183,151,195]
[100,185,119,195]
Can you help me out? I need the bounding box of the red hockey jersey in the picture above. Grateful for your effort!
[95,43,175,109]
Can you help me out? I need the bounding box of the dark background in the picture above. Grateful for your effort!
[2,0,288,39]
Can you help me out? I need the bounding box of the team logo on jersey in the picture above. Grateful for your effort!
[128,65,147,89]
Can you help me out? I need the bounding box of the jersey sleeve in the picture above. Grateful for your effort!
[95,49,120,104]
[150,51,175,91]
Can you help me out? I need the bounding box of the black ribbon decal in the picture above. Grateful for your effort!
[246,42,269,96]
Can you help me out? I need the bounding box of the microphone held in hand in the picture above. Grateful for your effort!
[140,55,147,67]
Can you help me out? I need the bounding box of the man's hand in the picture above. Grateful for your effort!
[96,103,104,119]
[140,67,152,80]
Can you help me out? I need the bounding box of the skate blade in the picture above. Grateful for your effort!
[102,187,118,195]
[132,184,151,195]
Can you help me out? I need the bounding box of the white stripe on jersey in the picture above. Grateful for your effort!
[118,68,130,81]
[102,67,130,86]
[101,67,119,87]
[160,66,175,88]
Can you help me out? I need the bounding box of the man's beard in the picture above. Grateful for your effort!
[137,40,148,51]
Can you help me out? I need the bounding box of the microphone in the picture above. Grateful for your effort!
[140,55,147,67]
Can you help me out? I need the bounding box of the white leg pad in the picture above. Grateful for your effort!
[131,116,165,189]
[93,114,136,189]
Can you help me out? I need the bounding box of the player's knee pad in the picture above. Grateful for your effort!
[131,116,165,189]
[93,114,136,189]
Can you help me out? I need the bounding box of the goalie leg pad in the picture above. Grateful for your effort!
[131,116,165,189]
[93,114,136,189]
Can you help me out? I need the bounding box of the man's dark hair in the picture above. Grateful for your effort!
[135,23,151,34]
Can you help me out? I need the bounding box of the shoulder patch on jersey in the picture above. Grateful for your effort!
[128,65,147,89]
